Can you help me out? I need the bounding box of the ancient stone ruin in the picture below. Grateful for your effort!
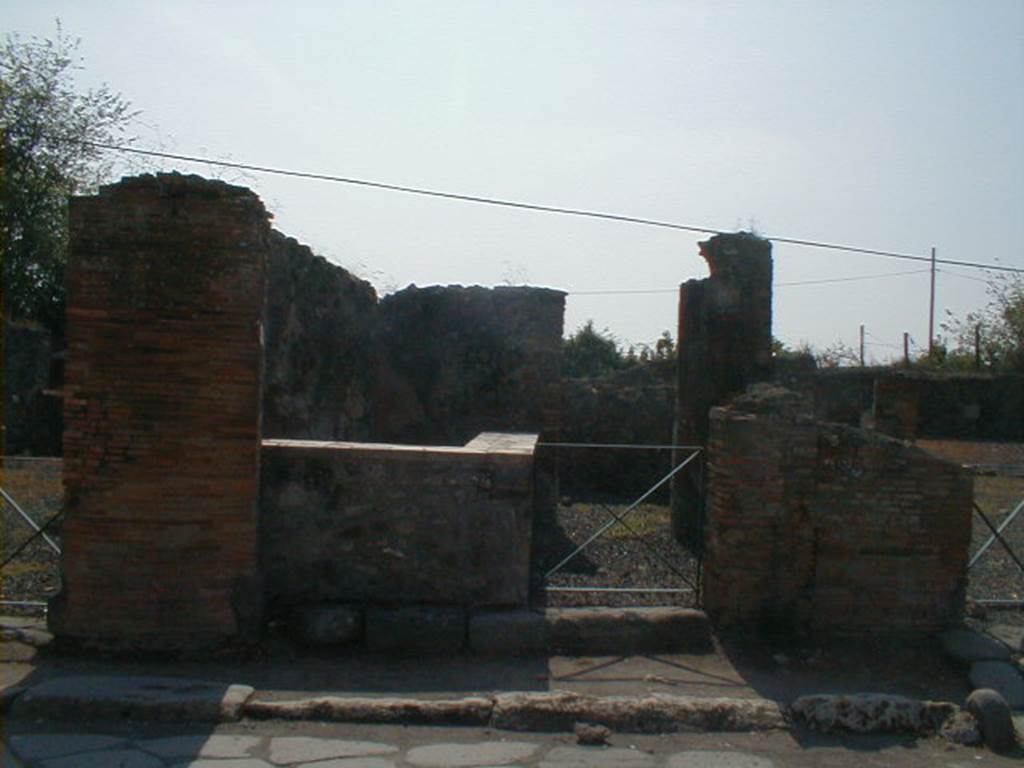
[672,233,773,543]
[48,172,975,650]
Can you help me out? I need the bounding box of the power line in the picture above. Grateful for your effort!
[775,268,930,287]
[80,140,1024,275]
[568,268,932,295]
[936,268,992,285]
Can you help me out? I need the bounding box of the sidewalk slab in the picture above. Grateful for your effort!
[12,676,254,722]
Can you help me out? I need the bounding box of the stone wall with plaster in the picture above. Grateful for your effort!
[260,433,537,613]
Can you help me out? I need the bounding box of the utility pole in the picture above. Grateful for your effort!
[859,324,865,367]
[928,246,936,356]
[903,332,910,367]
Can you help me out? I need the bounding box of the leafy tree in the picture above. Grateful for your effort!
[1,23,136,334]
[937,271,1024,372]
[813,339,861,368]
[564,320,627,378]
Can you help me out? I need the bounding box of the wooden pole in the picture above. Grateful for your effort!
[859,324,865,367]
[904,332,910,367]
[928,247,936,356]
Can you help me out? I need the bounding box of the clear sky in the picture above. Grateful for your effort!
[6,1,1023,360]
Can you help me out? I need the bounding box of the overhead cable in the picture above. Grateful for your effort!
[78,140,1024,274]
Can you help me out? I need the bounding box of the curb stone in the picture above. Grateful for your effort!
[788,694,957,734]
[6,674,973,738]
[12,676,255,723]
[245,691,785,733]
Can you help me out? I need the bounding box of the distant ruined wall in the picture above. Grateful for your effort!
[52,174,268,648]
[704,385,972,637]
[797,368,1024,441]
[561,362,676,499]
[263,232,379,441]
[2,319,62,456]
[672,233,773,542]
[263,250,566,447]
[374,285,565,445]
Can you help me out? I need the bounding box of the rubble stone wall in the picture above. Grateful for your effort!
[51,174,269,648]
[262,232,379,442]
[373,286,565,445]
[561,362,676,499]
[260,433,537,611]
[804,368,1024,441]
[263,252,566,448]
[704,385,973,637]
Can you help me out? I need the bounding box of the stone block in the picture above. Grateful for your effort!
[365,606,466,654]
[970,662,1024,709]
[942,628,1012,664]
[290,604,363,647]
[545,607,712,655]
[468,610,546,656]
[966,688,1018,752]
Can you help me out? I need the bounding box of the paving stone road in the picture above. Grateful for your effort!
[3,727,1022,768]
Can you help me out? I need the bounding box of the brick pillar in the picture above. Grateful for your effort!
[671,233,773,544]
[50,173,270,649]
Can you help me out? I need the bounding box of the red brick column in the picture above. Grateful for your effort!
[671,233,773,544]
[50,174,270,649]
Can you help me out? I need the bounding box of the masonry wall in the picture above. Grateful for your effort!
[51,174,269,648]
[260,433,537,612]
[263,232,379,442]
[263,248,566,448]
[672,233,773,542]
[2,319,62,456]
[374,285,565,445]
[704,385,973,637]
[561,361,675,499]
[802,368,1024,441]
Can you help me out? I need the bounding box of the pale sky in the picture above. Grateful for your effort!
[6,1,1023,360]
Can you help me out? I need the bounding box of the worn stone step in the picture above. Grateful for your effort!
[470,607,713,656]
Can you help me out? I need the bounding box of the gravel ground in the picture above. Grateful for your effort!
[0,458,62,614]
[530,500,701,608]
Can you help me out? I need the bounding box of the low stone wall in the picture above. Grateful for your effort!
[704,385,972,637]
[260,433,538,613]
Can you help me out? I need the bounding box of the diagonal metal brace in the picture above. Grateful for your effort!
[972,502,1024,576]
[544,449,701,580]
[0,488,61,555]
[969,497,1024,570]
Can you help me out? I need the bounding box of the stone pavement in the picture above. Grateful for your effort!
[4,723,1024,768]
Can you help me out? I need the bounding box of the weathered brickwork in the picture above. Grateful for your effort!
[704,385,973,637]
[260,433,537,612]
[672,233,773,542]
[50,174,270,648]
